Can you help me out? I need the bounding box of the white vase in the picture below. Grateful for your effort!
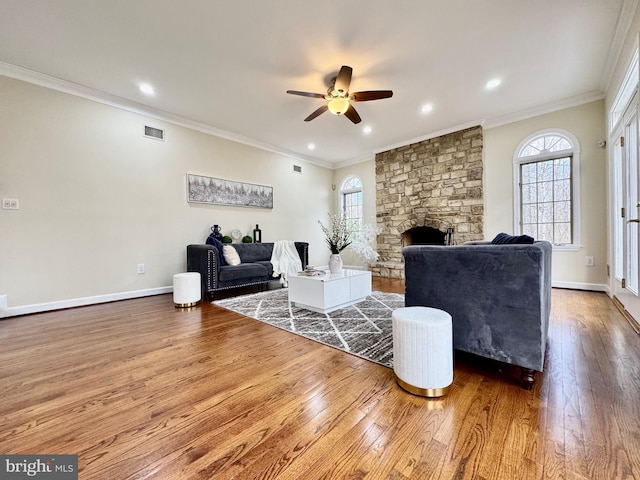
[328,253,343,274]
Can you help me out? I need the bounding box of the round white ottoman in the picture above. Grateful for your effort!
[173,272,201,308]
[392,306,453,397]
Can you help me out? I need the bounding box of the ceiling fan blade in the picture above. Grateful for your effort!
[286,90,326,99]
[351,90,393,102]
[304,104,329,122]
[334,66,353,95]
[344,104,361,124]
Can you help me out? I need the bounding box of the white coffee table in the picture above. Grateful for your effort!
[288,269,372,314]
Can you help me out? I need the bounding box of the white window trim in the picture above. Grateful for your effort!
[512,128,581,251]
[609,48,639,135]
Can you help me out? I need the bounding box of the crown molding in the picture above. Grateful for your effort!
[483,90,604,129]
[332,152,376,169]
[0,60,610,171]
[0,61,335,170]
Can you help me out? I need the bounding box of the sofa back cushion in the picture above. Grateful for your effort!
[234,242,275,263]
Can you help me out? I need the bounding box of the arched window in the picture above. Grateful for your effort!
[340,175,363,234]
[513,129,581,249]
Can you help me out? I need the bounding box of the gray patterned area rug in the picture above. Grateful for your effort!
[213,289,404,368]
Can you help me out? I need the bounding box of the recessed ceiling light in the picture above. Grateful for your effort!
[139,83,155,95]
[421,103,433,114]
[485,78,501,90]
[307,143,315,150]
[363,125,372,134]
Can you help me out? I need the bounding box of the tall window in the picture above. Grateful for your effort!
[513,130,580,249]
[340,175,363,234]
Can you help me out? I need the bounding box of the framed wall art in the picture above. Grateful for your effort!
[187,173,273,209]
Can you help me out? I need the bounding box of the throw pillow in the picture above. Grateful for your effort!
[491,232,535,244]
[222,245,241,266]
[206,235,227,266]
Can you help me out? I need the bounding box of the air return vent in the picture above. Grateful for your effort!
[144,125,165,141]
[293,164,302,174]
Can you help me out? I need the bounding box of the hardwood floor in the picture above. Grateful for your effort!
[1,279,639,479]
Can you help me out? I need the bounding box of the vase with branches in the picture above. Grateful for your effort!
[318,214,354,273]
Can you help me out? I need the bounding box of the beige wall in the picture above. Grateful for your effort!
[0,73,615,313]
[0,76,332,309]
[330,101,609,288]
[484,100,608,288]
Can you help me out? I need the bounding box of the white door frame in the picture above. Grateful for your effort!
[610,91,640,329]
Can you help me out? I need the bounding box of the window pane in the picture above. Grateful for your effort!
[539,162,553,181]
[554,179,570,201]
[554,201,571,222]
[539,202,554,223]
[531,138,545,151]
[544,136,562,150]
[520,145,539,157]
[554,223,571,244]
[522,184,537,204]
[522,204,538,224]
[538,181,553,202]
[550,138,572,151]
[554,158,571,179]
[521,164,537,184]
[538,223,553,242]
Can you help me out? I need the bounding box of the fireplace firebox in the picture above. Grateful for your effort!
[402,226,454,247]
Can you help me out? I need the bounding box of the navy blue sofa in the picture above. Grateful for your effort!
[187,242,308,299]
[403,240,552,388]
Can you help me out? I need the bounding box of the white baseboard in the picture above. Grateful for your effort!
[0,280,609,319]
[0,286,173,318]
[552,280,609,294]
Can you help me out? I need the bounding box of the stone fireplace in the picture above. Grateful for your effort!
[369,125,484,278]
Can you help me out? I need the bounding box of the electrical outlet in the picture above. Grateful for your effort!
[137,264,145,274]
[585,256,594,267]
[2,198,19,210]
[0,295,7,310]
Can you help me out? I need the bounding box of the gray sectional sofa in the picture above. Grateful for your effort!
[187,242,309,299]
[403,240,552,388]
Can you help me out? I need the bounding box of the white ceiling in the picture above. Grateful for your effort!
[0,0,629,168]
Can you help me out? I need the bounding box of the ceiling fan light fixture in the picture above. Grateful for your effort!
[327,97,350,115]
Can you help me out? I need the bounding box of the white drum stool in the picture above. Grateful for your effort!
[392,306,453,397]
[173,272,201,308]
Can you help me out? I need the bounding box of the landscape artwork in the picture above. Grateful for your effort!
[187,174,273,209]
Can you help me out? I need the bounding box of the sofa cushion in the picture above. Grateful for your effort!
[219,263,268,282]
[235,242,275,263]
[223,245,241,265]
[255,260,274,277]
[491,232,535,244]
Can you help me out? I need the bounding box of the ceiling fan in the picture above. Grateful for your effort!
[286,65,393,124]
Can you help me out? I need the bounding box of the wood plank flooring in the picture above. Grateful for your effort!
[1,279,639,479]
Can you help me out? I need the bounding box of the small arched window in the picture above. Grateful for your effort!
[340,175,363,234]
[513,129,581,249]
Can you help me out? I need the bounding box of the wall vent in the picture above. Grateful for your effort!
[144,125,165,141]
[293,164,302,174]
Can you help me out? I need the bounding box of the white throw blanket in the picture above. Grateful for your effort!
[270,240,302,286]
